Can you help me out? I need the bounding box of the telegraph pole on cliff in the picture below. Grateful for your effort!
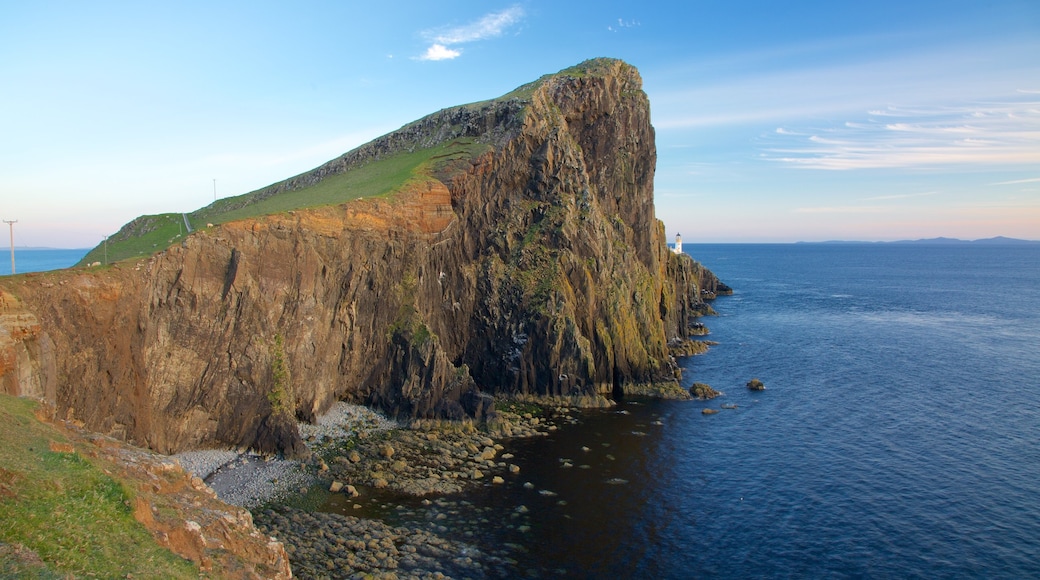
[3,220,16,275]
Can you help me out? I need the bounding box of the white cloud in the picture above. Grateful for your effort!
[993,177,1040,185]
[793,206,890,214]
[861,191,939,201]
[652,38,1039,133]
[420,44,462,61]
[608,18,641,32]
[418,6,524,60]
[764,97,1040,170]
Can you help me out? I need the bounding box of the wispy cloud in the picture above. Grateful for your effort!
[793,206,890,214]
[992,177,1040,185]
[861,191,939,201]
[653,37,1039,132]
[417,6,524,61]
[763,97,1040,170]
[792,191,943,215]
[607,18,641,32]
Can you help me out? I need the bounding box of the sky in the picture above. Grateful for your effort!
[1,1,1038,248]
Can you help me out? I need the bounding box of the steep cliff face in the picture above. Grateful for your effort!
[0,59,723,457]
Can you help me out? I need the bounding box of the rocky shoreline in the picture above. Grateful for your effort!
[170,379,730,578]
[253,506,512,579]
[174,397,610,578]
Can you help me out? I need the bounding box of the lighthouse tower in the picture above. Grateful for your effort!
[673,233,683,255]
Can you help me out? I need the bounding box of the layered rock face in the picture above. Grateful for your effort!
[0,59,724,457]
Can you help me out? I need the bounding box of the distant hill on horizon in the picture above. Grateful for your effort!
[797,236,1039,245]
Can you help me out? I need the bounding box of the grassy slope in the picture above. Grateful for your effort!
[77,136,489,267]
[74,57,623,268]
[0,394,198,579]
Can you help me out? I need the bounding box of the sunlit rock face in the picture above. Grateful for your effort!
[0,59,724,456]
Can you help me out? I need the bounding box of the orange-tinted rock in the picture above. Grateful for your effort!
[0,59,724,457]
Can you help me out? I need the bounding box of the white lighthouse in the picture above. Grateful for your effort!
[673,233,683,255]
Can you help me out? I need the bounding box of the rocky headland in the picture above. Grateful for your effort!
[0,58,727,459]
[0,58,731,577]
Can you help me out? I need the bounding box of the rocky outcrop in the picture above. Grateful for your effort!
[690,382,721,400]
[0,59,723,457]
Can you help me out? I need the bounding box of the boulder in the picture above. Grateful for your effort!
[690,382,721,400]
[747,378,766,391]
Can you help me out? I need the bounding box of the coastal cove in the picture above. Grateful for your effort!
[253,242,1040,578]
[4,242,1039,577]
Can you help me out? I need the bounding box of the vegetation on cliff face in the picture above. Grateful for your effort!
[1,58,726,458]
[268,333,294,417]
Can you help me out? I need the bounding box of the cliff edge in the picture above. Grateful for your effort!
[0,58,726,457]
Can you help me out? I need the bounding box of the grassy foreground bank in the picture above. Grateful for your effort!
[0,394,198,579]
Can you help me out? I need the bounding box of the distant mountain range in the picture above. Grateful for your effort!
[798,236,1039,245]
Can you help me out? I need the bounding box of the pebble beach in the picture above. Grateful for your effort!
[172,397,606,578]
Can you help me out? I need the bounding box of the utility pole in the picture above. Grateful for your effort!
[103,235,108,265]
[213,178,217,201]
[3,220,15,275]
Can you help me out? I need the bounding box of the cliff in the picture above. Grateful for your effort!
[0,58,725,457]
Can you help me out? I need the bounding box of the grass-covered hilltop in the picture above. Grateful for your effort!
[3,57,727,461]
[75,60,582,267]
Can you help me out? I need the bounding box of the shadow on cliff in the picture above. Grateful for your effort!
[0,58,727,458]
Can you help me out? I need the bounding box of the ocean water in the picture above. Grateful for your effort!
[0,248,89,276]
[327,243,1040,578]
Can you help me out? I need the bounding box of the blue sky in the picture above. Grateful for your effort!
[1,1,1037,247]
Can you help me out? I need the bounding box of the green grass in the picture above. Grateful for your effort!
[75,59,627,268]
[192,138,488,226]
[78,212,189,266]
[78,138,489,267]
[493,399,545,417]
[0,394,199,579]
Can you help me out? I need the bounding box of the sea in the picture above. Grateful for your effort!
[326,243,1040,578]
[0,248,89,276]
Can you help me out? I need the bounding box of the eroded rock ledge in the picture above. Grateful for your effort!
[0,58,724,457]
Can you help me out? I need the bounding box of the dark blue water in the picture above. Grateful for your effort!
[654,244,1040,578]
[657,244,1040,577]
[337,244,1040,577]
[0,248,89,276]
